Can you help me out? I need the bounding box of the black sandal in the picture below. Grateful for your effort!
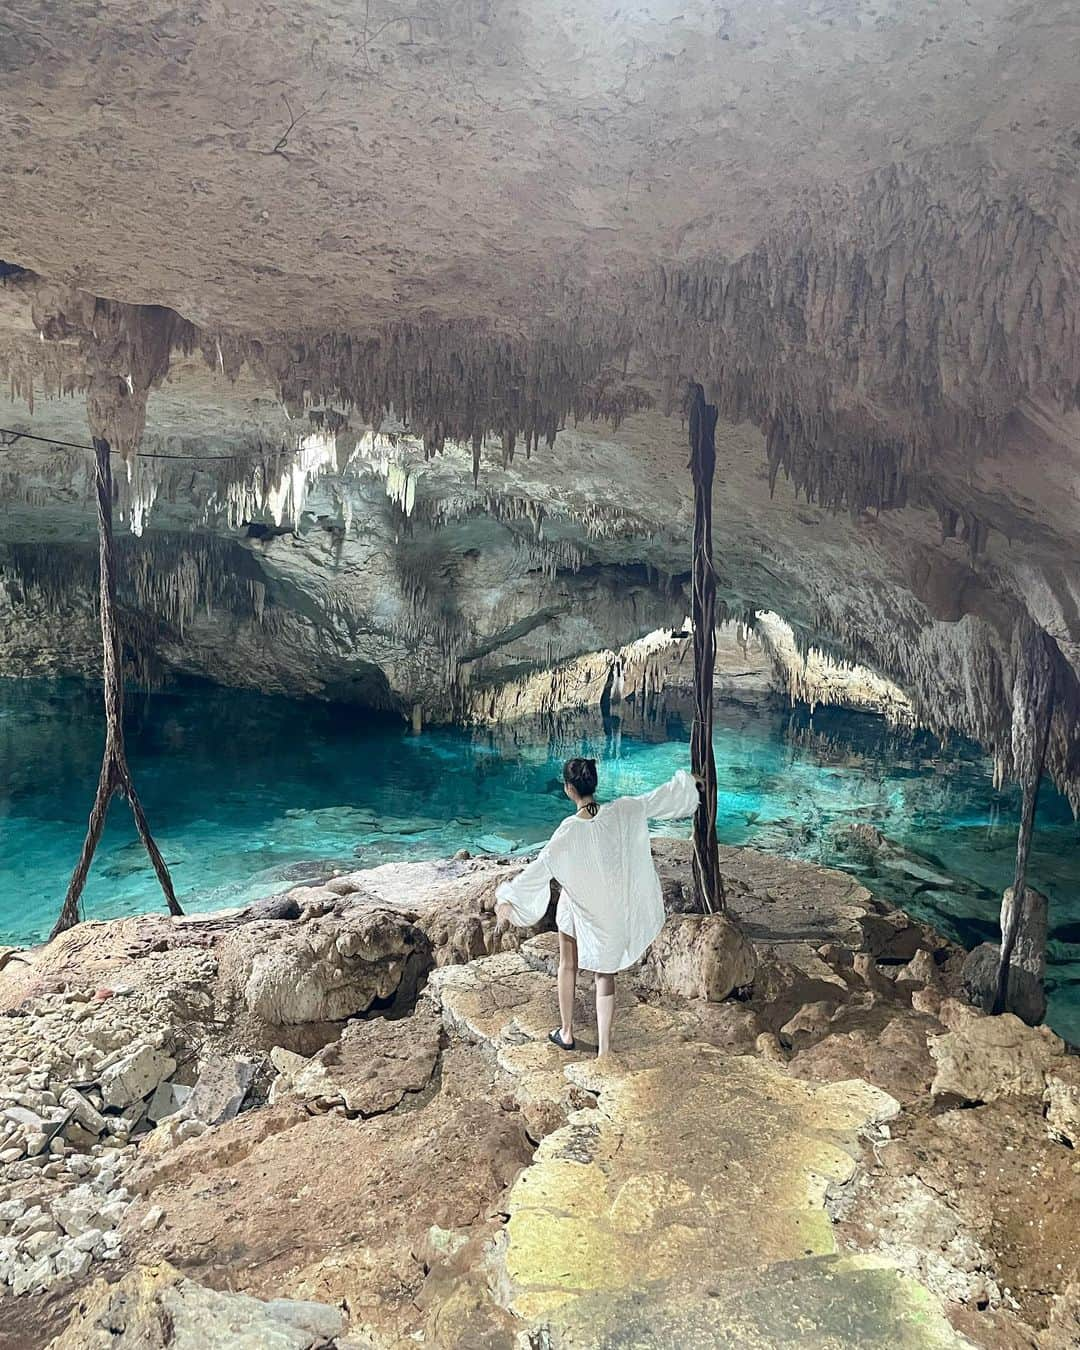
[548,1028,575,1051]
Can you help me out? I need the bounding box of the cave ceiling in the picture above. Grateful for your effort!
[1,0,1078,329]
[0,1,1079,798]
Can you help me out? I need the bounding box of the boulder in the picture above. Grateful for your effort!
[137,1115,208,1163]
[45,1260,347,1349]
[217,907,432,1025]
[754,1031,789,1064]
[851,952,899,1000]
[322,876,364,897]
[517,931,560,978]
[100,1041,177,1110]
[929,1011,1064,1103]
[744,952,844,1034]
[859,904,943,963]
[52,1185,106,1238]
[147,1081,193,1125]
[788,1007,941,1104]
[59,1088,107,1137]
[273,1005,441,1117]
[180,1056,255,1126]
[779,1000,837,1045]
[422,909,490,967]
[636,913,756,1002]
[1044,1058,1080,1147]
[959,887,1048,1026]
[896,948,941,988]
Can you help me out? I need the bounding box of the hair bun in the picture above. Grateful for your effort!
[563,755,599,795]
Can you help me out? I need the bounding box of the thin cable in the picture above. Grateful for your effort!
[0,425,295,461]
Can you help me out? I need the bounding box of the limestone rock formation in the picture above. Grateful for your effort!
[960,887,1049,1026]
[636,912,757,1002]
[269,1005,441,1118]
[46,1261,347,1349]
[0,843,1076,1347]
[1044,1059,1080,1148]
[216,907,432,1026]
[929,1006,1066,1104]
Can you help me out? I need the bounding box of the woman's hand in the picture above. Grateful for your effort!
[494,902,514,927]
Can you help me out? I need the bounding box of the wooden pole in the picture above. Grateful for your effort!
[993,625,1054,1014]
[51,438,182,939]
[688,384,725,914]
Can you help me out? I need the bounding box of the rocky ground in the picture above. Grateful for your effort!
[0,844,1077,1348]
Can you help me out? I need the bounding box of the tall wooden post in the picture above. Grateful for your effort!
[688,384,725,914]
[51,438,182,938]
[993,624,1054,1014]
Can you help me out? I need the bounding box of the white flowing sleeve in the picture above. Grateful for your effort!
[636,768,701,820]
[496,849,555,926]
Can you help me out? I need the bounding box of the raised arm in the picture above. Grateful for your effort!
[495,849,555,927]
[636,768,701,820]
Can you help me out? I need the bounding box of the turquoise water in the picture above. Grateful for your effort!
[1,678,1078,1041]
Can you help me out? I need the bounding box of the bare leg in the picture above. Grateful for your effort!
[558,932,578,1045]
[595,972,615,1057]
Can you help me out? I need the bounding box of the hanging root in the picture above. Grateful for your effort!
[51,437,182,940]
[688,384,725,914]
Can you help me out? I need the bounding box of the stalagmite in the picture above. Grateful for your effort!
[993,619,1056,1015]
[51,438,182,937]
[687,384,724,914]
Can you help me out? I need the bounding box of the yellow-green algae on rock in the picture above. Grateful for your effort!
[430,952,973,1347]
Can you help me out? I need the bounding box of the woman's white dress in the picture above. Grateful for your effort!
[495,769,700,973]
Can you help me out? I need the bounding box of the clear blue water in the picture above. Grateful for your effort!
[1,678,1078,1041]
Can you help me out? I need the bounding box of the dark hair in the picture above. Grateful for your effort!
[563,757,598,798]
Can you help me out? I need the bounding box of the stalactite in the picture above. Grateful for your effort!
[456,628,690,726]
[514,537,586,579]
[755,611,915,725]
[5,536,269,637]
[4,169,1080,811]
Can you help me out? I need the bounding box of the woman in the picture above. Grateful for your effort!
[494,757,701,1057]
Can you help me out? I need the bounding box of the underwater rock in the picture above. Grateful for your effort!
[276,859,357,885]
[879,857,956,888]
[473,833,523,854]
[829,822,886,867]
[375,816,442,836]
